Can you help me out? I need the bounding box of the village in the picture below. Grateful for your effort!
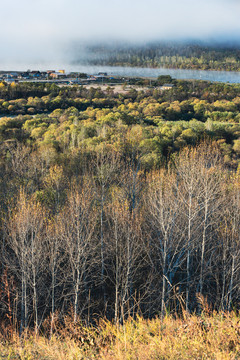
[0,69,175,92]
[0,69,113,84]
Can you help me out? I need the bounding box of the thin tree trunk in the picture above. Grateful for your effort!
[114,224,119,324]
[200,200,208,295]
[228,255,235,311]
[221,244,227,310]
[100,192,106,305]
[32,271,38,335]
[161,238,167,317]
[186,192,192,312]
[24,274,27,330]
[74,270,80,323]
[50,264,55,338]
[20,269,26,335]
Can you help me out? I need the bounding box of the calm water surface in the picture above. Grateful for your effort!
[1,63,240,83]
[71,65,240,83]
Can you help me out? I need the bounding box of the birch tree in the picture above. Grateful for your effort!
[94,149,120,306]
[106,195,144,323]
[218,171,240,310]
[174,147,202,311]
[45,218,64,337]
[196,145,224,296]
[7,191,45,334]
[147,169,186,316]
[60,182,97,323]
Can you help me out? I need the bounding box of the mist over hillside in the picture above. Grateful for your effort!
[1,0,240,67]
[70,40,240,63]
[66,40,240,73]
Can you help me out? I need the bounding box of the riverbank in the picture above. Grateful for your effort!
[67,65,240,83]
[2,65,240,83]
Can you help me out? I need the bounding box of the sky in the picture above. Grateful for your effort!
[1,0,240,68]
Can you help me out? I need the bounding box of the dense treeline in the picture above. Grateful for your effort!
[1,80,240,168]
[0,81,239,335]
[0,143,239,335]
[85,43,240,71]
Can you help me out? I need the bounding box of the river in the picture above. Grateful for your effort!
[1,63,240,84]
[68,65,240,84]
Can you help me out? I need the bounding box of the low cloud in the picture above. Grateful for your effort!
[1,0,240,67]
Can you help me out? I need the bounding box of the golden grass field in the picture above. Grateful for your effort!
[0,311,240,360]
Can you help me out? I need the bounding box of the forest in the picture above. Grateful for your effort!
[0,79,240,358]
[83,43,240,71]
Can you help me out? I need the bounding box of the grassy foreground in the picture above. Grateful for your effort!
[0,312,240,360]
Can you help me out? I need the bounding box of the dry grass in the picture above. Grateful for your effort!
[0,312,240,359]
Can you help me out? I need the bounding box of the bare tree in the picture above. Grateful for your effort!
[6,190,45,334]
[106,194,144,323]
[146,169,186,316]
[93,149,120,307]
[218,172,240,310]
[196,145,224,296]
[60,181,97,322]
[45,218,64,337]
[174,146,202,311]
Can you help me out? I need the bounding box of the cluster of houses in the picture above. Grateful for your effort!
[0,70,113,84]
[0,70,175,91]
[0,70,68,83]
